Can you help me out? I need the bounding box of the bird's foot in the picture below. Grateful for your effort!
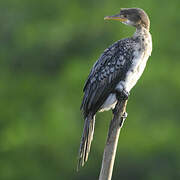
[115,82,130,101]
[116,89,130,101]
[122,89,130,100]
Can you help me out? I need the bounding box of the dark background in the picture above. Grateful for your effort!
[1,0,180,179]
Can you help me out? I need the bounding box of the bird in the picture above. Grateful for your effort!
[77,8,152,169]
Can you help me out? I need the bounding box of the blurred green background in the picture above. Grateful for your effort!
[1,0,180,179]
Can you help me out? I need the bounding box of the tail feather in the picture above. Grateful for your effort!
[77,114,95,170]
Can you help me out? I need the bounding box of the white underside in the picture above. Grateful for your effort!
[100,31,152,112]
[99,93,117,112]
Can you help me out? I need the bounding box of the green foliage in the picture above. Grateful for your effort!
[0,0,180,179]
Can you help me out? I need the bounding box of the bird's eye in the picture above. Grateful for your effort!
[123,15,127,18]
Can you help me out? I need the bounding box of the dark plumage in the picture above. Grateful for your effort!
[78,8,152,169]
[81,38,136,117]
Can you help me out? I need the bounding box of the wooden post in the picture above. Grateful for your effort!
[99,99,128,180]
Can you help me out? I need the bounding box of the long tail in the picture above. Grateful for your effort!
[77,113,95,170]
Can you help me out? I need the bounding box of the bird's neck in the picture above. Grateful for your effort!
[133,26,150,39]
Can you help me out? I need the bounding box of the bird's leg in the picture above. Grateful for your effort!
[120,89,129,100]
[115,83,130,101]
[112,83,129,126]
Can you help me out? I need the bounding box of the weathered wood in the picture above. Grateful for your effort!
[99,99,128,180]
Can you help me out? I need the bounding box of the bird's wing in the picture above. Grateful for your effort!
[81,38,135,116]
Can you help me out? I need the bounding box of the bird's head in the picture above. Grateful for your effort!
[104,8,150,30]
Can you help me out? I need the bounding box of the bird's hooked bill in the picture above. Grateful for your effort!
[104,14,127,22]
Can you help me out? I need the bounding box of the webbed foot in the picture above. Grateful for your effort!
[115,82,130,101]
[116,88,130,101]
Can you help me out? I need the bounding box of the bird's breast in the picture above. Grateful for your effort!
[117,32,152,92]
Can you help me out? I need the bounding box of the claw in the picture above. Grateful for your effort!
[115,88,130,101]
[122,89,129,100]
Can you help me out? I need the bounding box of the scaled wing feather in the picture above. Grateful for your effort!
[81,38,135,116]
